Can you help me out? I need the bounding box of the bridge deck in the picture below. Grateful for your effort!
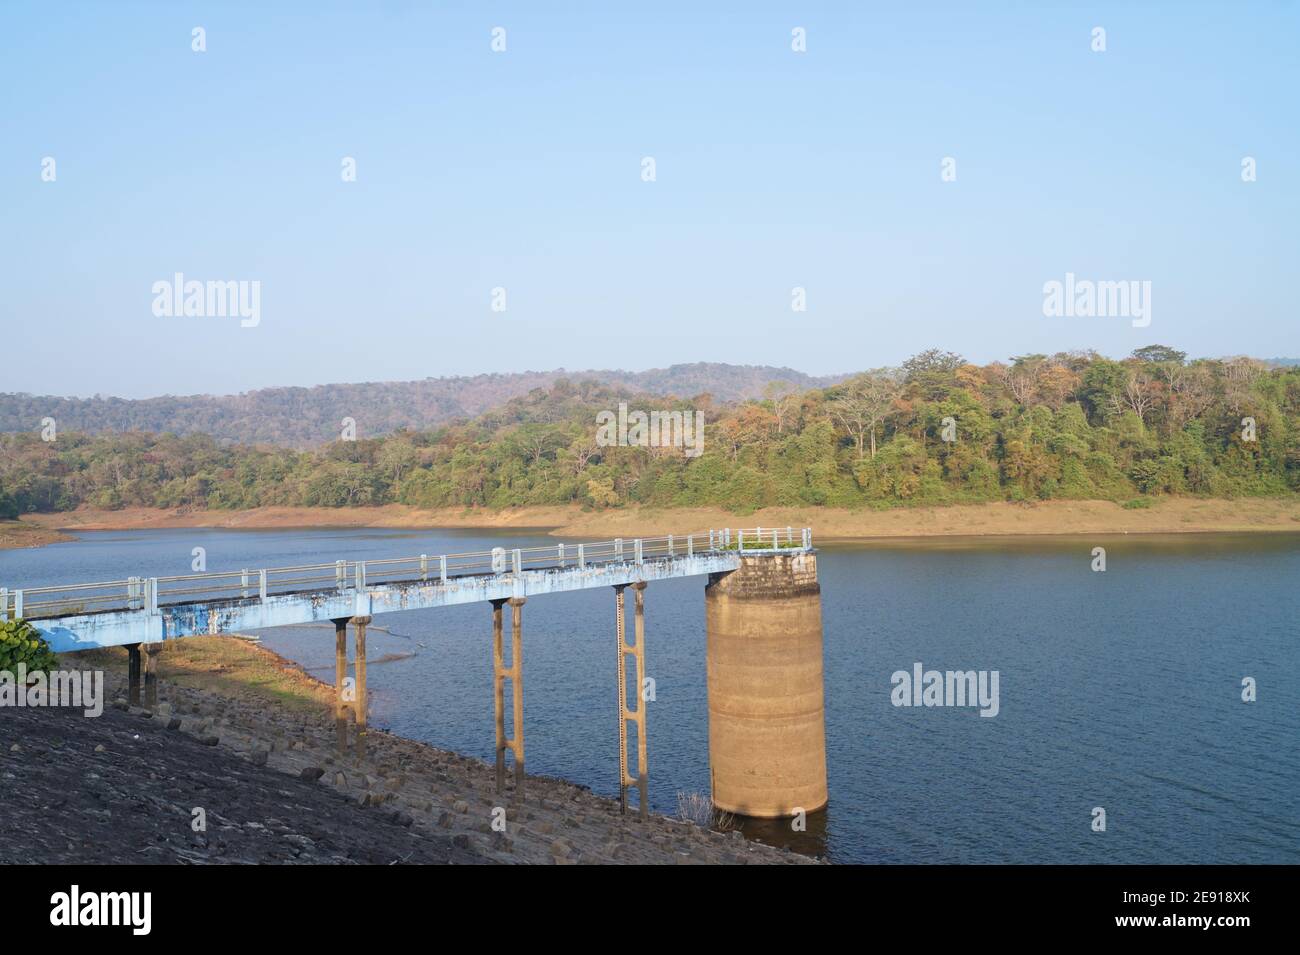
[4,528,812,652]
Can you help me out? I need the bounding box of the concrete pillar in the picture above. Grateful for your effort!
[630,582,649,819]
[613,584,628,813]
[351,615,371,760]
[490,598,508,794]
[615,582,650,819]
[508,597,526,801]
[492,597,526,801]
[705,552,828,818]
[331,617,350,753]
[142,643,161,709]
[126,643,141,706]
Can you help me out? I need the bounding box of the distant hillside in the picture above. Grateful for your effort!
[2,350,1295,517]
[0,363,846,447]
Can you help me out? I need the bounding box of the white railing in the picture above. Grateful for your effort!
[1,527,813,620]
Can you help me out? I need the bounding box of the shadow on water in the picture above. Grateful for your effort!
[735,808,830,859]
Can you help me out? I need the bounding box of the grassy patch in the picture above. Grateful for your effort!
[0,520,74,550]
[69,636,332,714]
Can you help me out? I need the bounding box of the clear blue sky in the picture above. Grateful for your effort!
[2,1,1295,398]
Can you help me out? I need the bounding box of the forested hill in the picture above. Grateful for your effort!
[1,348,1297,517]
[0,364,841,447]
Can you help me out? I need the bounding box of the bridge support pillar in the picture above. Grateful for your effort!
[491,598,526,801]
[142,642,161,709]
[331,617,351,753]
[705,552,827,818]
[614,583,649,819]
[126,643,141,706]
[351,615,371,760]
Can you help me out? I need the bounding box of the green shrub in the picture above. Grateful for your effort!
[1121,497,1154,510]
[0,619,59,675]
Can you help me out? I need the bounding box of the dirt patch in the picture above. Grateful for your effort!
[21,498,1300,542]
[0,520,74,551]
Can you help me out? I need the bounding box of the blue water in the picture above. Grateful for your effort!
[3,527,1297,864]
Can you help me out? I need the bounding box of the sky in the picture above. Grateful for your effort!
[1,1,1296,399]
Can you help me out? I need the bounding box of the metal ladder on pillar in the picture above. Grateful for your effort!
[615,583,649,820]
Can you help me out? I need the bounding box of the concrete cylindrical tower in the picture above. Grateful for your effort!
[705,551,828,818]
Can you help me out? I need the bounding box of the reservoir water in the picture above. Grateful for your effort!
[3,526,1297,864]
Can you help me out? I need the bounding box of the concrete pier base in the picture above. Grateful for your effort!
[142,643,161,708]
[705,552,828,818]
[352,615,370,760]
[492,598,526,801]
[614,583,649,819]
[331,617,350,753]
[126,643,141,706]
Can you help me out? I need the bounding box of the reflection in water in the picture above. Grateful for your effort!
[736,807,830,859]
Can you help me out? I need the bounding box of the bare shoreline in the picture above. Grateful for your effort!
[2,638,809,864]
[0,521,75,550]
[9,497,1300,549]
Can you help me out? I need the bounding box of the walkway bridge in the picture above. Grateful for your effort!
[2,527,826,820]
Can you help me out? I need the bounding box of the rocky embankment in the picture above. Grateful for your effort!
[1,648,816,865]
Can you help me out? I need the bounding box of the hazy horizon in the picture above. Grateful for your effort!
[4,352,1299,404]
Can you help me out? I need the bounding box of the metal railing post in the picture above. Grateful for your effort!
[7,526,820,634]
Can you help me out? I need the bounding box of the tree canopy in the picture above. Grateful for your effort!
[2,350,1297,516]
